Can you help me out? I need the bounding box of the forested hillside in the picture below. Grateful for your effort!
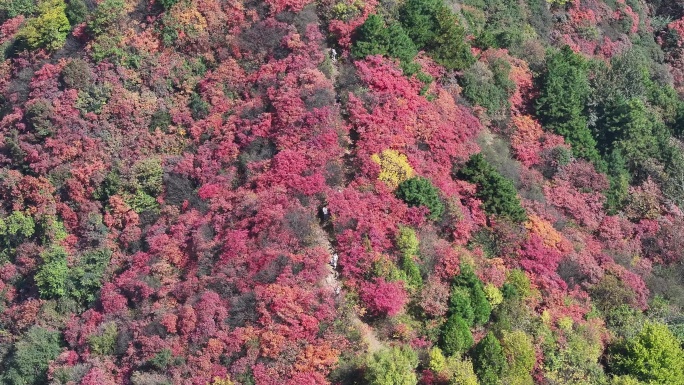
[2,0,684,383]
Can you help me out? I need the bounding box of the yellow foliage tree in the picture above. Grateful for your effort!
[445,355,480,385]
[19,0,70,51]
[428,347,479,385]
[428,346,447,373]
[208,377,234,385]
[483,283,503,307]
[371,149,414,189]
[501,330,535,385]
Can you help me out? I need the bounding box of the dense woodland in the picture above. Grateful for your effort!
[3,0,684,383]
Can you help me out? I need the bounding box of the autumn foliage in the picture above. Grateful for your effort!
[0,0,682,384]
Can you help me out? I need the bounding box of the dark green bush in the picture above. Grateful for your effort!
[65,0,87,24]
[395,177,444,220]
[452,263,492,326]
[449,286,475,325]
[93,169,121,202]
[398,0,474,70]
[441,314,474,355]
[0,0,37,19]
[158,0,178,9]
[351,14,419,75]
[60,59,92,90]
[1,327,63,385]
[189,93,209,120]
[536,46,600,164]
[472,332,507,385]
[88,0,124,35]
[66,248,112,307]
[461,58,515,120]
[149,348,173,370]
[459,154,527,223]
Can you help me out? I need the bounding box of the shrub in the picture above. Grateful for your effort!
[365,346,418,385]
[396,177,444,220]
[88,34,125,64]
[372,150,415,189]
[149,110,173,133]
[189,93,209,120]
[1,326,63,385]
[591,273,638,313]
[397,0,441,47]
[599,98,669,177]
[444,356,479,385]
[547,0,571,5]
[449,286,475,326]
[88,0,124,35]
[441,314,474,355]
[459,153,527,223]
[469,284,491,326]
[428,6,476,70]
[35,245,69,299]
[472,332,507,385]
[352,14,418,65]
[125,190,159,214]
[605,149,630,213]
[133,158,164,197]
[18,0,70,51]
[149,348,173,370]
[0,0,36,18]
[608,322,684,384]
[65,0,87,24]
[501,330,535,385]
[89,322,118,355]
[536,46,600,164]
[75,84,111,114]
[483,284,503,307]
[430,345,479,383]
[0,210,35,261]
[461,58,515,120]
[398,0,474,69]
[396,225,423,291]
[66,248,112,307]
[25,99,54,137]
[60,59,92,90]
[604,305,646,341]
[93,170,121,201]
[396,226,419,257]
[428,346,447,373]
[400,254,423,291]
[505,269,531,298]
[158,0,178,9]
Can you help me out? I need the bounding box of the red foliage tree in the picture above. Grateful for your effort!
[359,278,408,317]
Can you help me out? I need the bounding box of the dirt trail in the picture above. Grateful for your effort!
[316,48,383,353]
[314,224,383,353]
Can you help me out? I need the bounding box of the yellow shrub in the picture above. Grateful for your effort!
[484,283,504,307]
[557,316,574,332]
[208,377,234,385]
[444,356,479,385]
[371,149,414,189]
[19,0,70,51]
[428,346,447,373]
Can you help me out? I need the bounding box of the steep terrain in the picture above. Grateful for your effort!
[2,0,684,384]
